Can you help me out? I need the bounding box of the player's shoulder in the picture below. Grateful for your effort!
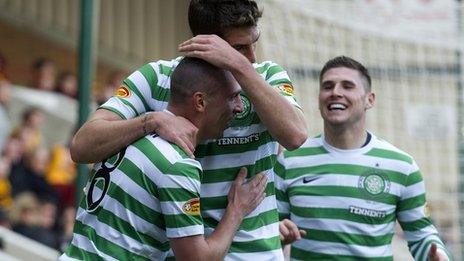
[369,134,415,165]
[143,56,183,74]
[253,60,285,71]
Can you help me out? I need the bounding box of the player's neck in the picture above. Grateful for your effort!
[324,122,368,150]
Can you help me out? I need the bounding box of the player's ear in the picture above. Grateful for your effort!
[193,92,207,112]
[365,91,375,110]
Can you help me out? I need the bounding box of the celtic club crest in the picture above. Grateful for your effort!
[358,171,390,198]
[230,93,253,127]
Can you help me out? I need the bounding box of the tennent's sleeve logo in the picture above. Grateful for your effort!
[115,86,131,98]
[182,198,200,215]
[278,83,294,96]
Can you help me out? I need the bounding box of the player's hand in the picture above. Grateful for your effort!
[227,168,267,217]
[279,219,306,245]
[146,111,198,158]
[178,35,249,72]
[428,243,448,261]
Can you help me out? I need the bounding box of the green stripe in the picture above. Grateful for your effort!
[170,162,201,181]
[86,206,168,250]
[291,206,396,225]
[73,220,150,260]
[365,148,413,164]
[132,138,173,172]
[201,155,277,184]
[289,185,399,205]
[65,244,103,260]
[275,188,288,203]
[97,106,127,120]
[400,217,434,232]
[304,228,394,247]
[284,146,329,158]
[106,183,164,227]
[118,158,158,197]
[406,170,423,186]
[164,212,203,228]
[274,160,285,179]
[158,187,199,202]
[229,235,281,253]
[285,164,408,185]
[291,245,393,261]
[137,64,159,102]
[124,79,150,113]
[201,182,275,211]
[265,64,286,81]
[397,194,425,212]
[195,131,274,157]
[159,63,174,76]
[203,209,278,231]
[255,62,272,74]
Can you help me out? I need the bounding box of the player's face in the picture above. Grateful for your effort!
[205,73,243,138]
[223,26,260,63]
[319,67,375,127]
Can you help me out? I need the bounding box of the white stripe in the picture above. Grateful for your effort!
[401,181,425,199]
[397,205,426,222]
[403,226,441,242]
[224,249,284,261]
[293,238,392,258]
[67,233,119,261]
[101,98,137,119]
[77,208,166,258]
[166,224,204,238]
[277,200,290,216]
[290,195,396,213]
[202,195,277,221]
[198,143,277,170]
[221,123,267,137]
[267,71,288,84]
[291,216,396,237]
[233,223,280,242]
[90,189,166,242]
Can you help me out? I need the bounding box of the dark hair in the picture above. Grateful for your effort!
[319,56,372,90]
[33,58,54,70]
[170,57,228,104]
[188,0,262,37]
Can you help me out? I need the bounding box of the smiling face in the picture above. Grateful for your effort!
[319,67,375,128]
[202,72,243,139]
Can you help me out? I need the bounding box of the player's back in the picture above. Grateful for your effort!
[61,134,202,260]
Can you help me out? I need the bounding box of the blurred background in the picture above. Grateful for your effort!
[0,0,462,260]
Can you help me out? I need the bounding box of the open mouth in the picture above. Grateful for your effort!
[328,103,347,111]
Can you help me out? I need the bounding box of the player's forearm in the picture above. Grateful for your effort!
[231,64,307,150]
[70,116,145,163]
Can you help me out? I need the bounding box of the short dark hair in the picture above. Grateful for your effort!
[170,57,228,104]
[319,56,372,91]
[188,0,262,37]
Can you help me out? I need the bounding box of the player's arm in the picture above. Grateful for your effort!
[397,163,452,260]
[178,35,307,150]
[70,109,197,163]
[170,168,267,261]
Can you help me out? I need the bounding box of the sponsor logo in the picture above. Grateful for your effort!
[358,170,390,198]
[115,86,131,98]
[217,133,259,146]
[182,198,200,215]
[349,206,387,218]
[278,84,294,96]
[302,175,320,184]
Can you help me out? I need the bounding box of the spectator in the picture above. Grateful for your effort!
[11,107,44,154]
[95,69,125,105]
[31,58,56,91]
[55,71,77,99]
[10,192,58,249]
[46,145,76,208]
[0,79,12,150]
[58,206,75,252]
[0,157,12,211]
[10,147,57,202]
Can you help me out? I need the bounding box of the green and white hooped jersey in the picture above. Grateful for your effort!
[274,133,453,261]
[61,135,203,260]
[99,57,301,260]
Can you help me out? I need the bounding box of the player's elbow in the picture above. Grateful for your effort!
[69,135,94,164]
[281,129,307,151]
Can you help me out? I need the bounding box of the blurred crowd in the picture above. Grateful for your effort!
[0,51,125,251]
